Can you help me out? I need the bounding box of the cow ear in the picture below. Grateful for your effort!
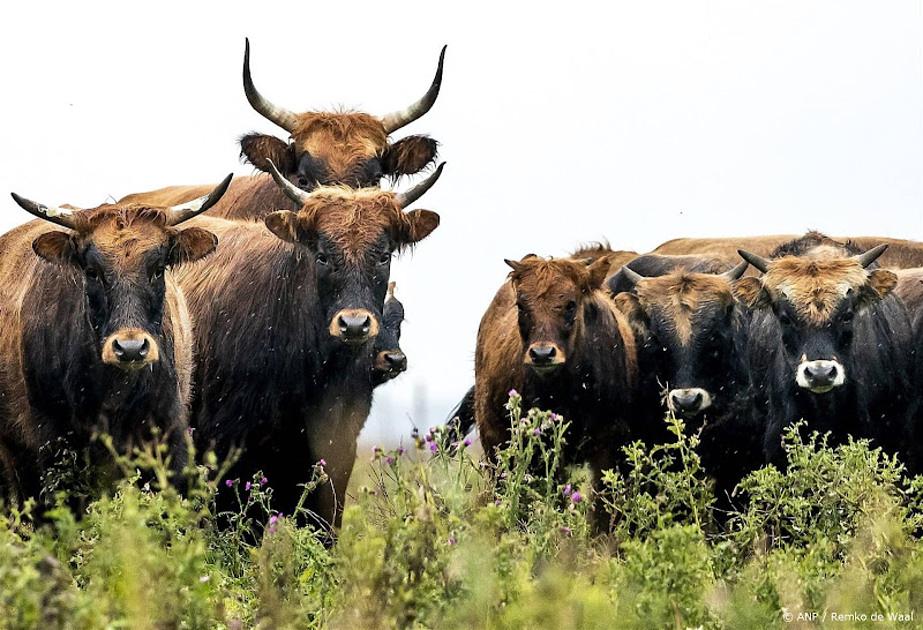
[585,257,611,291]
[32,231,76,265]
[170,227,218,265]
[865,269,898,300]
[733,277,770,309]
[612,292,649,339]
[399,209,440,244]
[381,136,438,178]
[240,133,296,174]
[265,210,317,244]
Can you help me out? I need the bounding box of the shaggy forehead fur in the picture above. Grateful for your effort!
[71,204,173,262]
[291,112,388,178]
[509,258,589,301]
[635,272,735,344]
[301,186,406,261]
[763,257,870,324]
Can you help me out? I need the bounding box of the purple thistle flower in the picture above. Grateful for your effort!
[463,437,472,447]
[532,427,541,436]
[570,491,583,504]
[562,483,572,497]
[397,446,405,456]
[317,459,327,468]
[260,476,268,485]
[224,479,234,488]
[448,535,457,546]
[429,441,438,454]
[244,481,252,491]
[508,388,519,397]
[385,455,395,465]
[560,526,573,536]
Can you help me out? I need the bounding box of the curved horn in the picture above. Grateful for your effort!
[243,38,299,132]
[380,45,446,134]
[737,249,769,273]
[853,243,888,268]
[267,159,311,206]
[10,193,78,229]
[166,174,234,226]
[721,259,750,281]
[620,265,645,288]
[387,281,397,301]
[396,162,445,209]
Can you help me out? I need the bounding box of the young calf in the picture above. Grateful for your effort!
[474,255,638,501]
[372,282,408,386]
[0,177,230,506]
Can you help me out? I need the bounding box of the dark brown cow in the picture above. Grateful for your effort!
[0,177,230,507]
[121,39,445,221]
[175,163,444,532]
[473,255,638,525]
[652,231,923,269]
[372,282,407,386]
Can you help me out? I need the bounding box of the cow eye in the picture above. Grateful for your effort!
[377,251,392,266]
[150,266,165,282]
[85,268,101,282]
[840,310,855,324]
[315,252,329,266]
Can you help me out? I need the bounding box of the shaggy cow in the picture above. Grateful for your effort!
[473,255,638,523]
[735,245,914,467]
[0,177,230,506]
[175,162,444,531]
[610,259,759,508]
[373,282,408,386]
[121,39,445,220]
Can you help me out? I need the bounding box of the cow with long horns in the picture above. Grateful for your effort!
[0,177,231,506]
[174,163,444,531]
[734,244,915,466]
[121,39,445,221]
[610,257,761,508]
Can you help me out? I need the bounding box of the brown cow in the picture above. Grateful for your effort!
[0,177,231,507]
[474,255,638,524]
[175,162,444,532]
[121,39,445,221]
[652,231,923,269]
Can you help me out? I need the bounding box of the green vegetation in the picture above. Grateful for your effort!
[3,393,923,629]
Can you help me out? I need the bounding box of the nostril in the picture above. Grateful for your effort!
[386,352,407,369]
[112,339,125,358]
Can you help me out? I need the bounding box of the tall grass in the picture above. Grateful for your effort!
[2,392,923,629]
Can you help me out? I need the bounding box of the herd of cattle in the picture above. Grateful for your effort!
[2,41,923,533]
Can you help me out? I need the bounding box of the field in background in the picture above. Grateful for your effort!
[2,396,923,629]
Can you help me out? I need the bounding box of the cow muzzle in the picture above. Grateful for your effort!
[796,359,845,394]
[525,342,565,374]
[101,329,159,370]
[330,309,380,345]
[667,387,712,416]
[374,349,407,378]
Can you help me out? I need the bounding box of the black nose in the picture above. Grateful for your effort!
[338,313,372,340]
[384,351,407,371]
[529,345,557,365]
[805,363,837,386]
[670,390,703,413]
[112,337,149,363]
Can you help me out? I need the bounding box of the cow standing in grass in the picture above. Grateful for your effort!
[734,245,914,467]
[473,255,638,522]
[0,177,230,506]
[176,163,444,531]
[609,258,759,509]
[121,39,445,220]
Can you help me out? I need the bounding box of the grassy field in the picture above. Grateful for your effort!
[2,393,923,629]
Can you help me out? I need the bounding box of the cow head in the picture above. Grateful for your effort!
[504,255,611,375]
[10,175,230,371]
[610,261,749,417]
[240,39,443,191]
[373,281,407,385]
[734,245,894,394]
[264,161,442,347]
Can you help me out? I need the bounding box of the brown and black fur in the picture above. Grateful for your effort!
[473,255,638,525]
[175,187,440,532]
[0,205,217,507]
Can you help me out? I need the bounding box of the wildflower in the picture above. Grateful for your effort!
[463,437,472,447]
[429,441,438,454]
[244,481,252,491]
[508,388,519,397]
[397,446,405,456]
[385,455,395,466]
[317,459,327,468]
[560,526,573,537]
[224,479,235,488]
[562,483,573,498]
[260,476,268,485]
[570,491,583,504]
[448,535,457,546]
[532,427,541,436]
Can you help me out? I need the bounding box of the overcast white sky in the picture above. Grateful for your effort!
[1,1,921,445]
